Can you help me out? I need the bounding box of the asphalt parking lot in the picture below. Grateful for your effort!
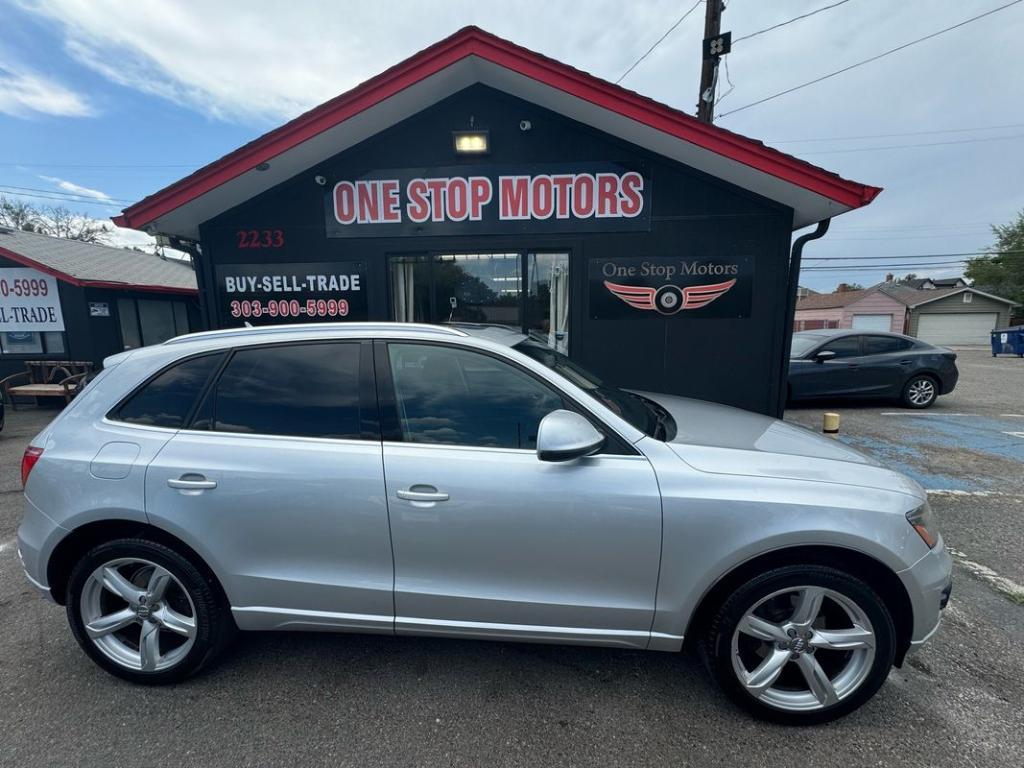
[1,348,1022,767]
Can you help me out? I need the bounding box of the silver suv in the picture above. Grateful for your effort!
[17,323,951,724]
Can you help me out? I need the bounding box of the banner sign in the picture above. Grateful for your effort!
[0,267,64,332]
[324,163,650,238]
[589,256,753,319]
[215,261,368,326]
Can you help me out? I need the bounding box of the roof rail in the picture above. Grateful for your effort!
[163,322,467,345]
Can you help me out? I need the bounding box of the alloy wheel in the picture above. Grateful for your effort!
[730,585,876,712]
[79,557,197,672]
[907,378,936,406]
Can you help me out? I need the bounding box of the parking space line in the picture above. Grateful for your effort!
[0,538,15,555]
[947,547,1024,604]
[1001,431,1024,438]
[1000,414,1024,418]
[878,412,970,416]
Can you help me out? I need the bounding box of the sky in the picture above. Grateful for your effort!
[0,0,1022,291]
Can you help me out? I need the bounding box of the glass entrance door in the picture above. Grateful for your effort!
[388,251,569,352]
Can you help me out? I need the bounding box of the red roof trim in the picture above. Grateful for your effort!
[115,26,881,230]
[0,246,198,295]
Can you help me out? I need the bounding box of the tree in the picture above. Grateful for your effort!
[41,205,111,244]
[965,210,1024,304]
[0,196,43,232]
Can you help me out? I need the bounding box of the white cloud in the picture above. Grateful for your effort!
[11,0,1024,292]
[0,63,93,118]
[38,174,111,201]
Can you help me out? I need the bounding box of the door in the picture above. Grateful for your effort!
[858,334,916,396]
[378,341,663,648]
[145,341,394,633]
[917,312,997,345]
[851,314,892,332]
[790,335,864,398]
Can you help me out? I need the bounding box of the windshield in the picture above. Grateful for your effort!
[790,334,822,358]
[513,340,675,440]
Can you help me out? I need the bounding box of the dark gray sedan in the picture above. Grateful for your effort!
[788,330,959,408]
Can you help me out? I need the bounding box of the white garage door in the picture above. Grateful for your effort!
[917,312,998,345]
[851,314,892,331]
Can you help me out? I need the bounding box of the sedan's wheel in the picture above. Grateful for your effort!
[67,538,233,684]
[705,565,895,724]
[902,375,937,408]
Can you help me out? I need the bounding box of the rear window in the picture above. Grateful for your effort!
[114,353,223,428]
[198,343,363,439]
[862,335,913,354]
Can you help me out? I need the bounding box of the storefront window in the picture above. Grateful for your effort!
[118,298,191,349]
[434,253,521,325]
[526,252,569,354]
[389,251,567,351]
[0,331,67,356]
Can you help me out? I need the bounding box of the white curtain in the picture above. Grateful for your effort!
[391,261,416,322]
[548,260,569,353]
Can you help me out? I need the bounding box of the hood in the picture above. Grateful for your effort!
[631,391,924,499]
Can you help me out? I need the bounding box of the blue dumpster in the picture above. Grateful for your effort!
[991,325,1024,357]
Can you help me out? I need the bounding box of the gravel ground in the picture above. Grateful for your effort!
[1,350,1022,767]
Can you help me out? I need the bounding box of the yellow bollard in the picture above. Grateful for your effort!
[822,412,840,437]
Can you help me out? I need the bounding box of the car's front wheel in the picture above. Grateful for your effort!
[902,375,938,408]
[66,538,233,684]
[704,565,895,724]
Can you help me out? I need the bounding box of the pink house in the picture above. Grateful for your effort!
[794,287,907,333]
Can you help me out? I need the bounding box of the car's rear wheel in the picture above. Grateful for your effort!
[704,565,895,725]
[902,375,938,408]
[67,538,233,684]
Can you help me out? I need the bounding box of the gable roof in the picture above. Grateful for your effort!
[795,287,881,310]
[901,285,1019,308]
[113,26,881,240]
[900,277,966,290]
[0,227,197,294]
[797,282,1019,312]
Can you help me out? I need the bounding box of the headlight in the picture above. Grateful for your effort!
[907,503,939,549]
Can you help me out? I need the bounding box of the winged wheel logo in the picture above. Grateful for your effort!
[603,278,737,315]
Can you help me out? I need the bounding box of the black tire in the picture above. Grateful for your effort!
[901,374,938,409]
[703,565,896,725]
[66,538,234,684]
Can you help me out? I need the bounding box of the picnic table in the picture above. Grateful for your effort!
[0,360,94,408]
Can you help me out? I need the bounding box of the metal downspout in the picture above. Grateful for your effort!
[776,218,831,417]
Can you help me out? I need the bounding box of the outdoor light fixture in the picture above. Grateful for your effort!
[453,130,489,155]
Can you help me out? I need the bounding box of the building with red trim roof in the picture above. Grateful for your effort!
[114,26,880,415]
[0,226,198,379]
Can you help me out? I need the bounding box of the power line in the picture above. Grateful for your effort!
[0,184,133,203]
[616,0,704,84]
[806,256,1024,264]
[733,0,853,43]
[769,122,1024,144]
[0,162,197,169]
[799,132,1024,155]
[0,187,127,208]
[718,0,1024,118]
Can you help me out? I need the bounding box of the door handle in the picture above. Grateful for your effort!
[397,488,449,502]
[899,359,913,365]
[167,476,217,490]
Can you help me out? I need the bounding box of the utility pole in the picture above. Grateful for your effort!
[697,0,728,123]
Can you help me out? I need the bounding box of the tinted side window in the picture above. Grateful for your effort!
[820,336,862,358]
[862,335,913,355]
[208,343,362,439]
[116,354,222,428]
[388,343,564,449]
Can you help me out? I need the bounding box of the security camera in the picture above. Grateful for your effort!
[519,120,532,131]
[314,175,327,186]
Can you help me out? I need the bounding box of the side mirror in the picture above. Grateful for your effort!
[813,350,837,364]
[536,410,605,462]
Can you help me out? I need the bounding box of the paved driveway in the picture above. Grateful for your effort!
[1,351,1023,767]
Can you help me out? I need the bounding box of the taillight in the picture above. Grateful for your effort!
[21,446,43,487]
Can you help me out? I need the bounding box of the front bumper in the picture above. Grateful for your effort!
[899,536,954,648]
